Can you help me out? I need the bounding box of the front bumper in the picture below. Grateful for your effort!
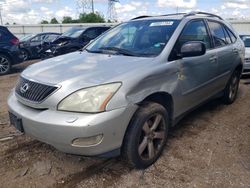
[8,92,137,156]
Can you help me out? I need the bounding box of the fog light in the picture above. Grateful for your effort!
[72,134,103,147]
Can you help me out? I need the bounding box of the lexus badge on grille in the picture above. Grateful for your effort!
[20,83,29,93]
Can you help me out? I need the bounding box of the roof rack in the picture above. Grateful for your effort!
[184,11,223,20]
[159,13,186,17]
[131,16,152,20]
[131,11,223,21]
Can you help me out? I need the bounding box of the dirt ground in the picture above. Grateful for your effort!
[0,60,250,188]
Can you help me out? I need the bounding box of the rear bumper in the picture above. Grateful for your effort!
[8,92,137,156]
[10,46,24,65]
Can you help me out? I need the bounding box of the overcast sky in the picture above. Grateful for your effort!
[0,0,250,24]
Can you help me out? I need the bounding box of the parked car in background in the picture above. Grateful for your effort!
[47,26,110,57]
[240,35,250,73]
[8,12,244,169]
[19,32,61,60]
[0,26,23,75]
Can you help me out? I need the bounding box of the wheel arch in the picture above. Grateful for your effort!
[139,92,174,126]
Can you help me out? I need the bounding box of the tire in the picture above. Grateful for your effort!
[222,70,241,104]
[20,49,29,61]
[0,54,11,76]
[122,102,169,169]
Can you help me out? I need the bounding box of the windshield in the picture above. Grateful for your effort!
[20,34,35,42]
[62,27,86,38]
[240,35,250,47]
[86,19,180,57]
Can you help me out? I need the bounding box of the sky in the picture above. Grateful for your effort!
[0,0,250,24]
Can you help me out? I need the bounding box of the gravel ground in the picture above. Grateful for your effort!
[0,60,249,188]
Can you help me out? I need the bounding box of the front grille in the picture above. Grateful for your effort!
[15,76,58,103]
[245,58,250,63]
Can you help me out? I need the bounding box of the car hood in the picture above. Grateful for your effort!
[22,51,154,86]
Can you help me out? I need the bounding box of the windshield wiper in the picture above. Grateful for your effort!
[99,47,138,56]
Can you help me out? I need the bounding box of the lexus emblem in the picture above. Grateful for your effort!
[20,83,30,93]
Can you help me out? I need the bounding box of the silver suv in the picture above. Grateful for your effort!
[8,12,244,169]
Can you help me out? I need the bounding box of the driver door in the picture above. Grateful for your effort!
[172,20,219,113]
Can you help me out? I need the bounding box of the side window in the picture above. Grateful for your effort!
[223,27,232,44]
[31,35,42,42]
[178,20,211,49]
[169,20,210,61]
[208,21,228,47]
[84,29,98,39]
[227,28,237,43]
[45,34,59,42]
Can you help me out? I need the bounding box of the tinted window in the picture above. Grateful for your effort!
[227,28,237,43]
[31,34,46,42]
[223,27,232,44]
[44,34,59,42]
[84,29,98,39]
[208,21,228,47]
[177,20,211,49]
[62,27,86,38]
[0,30,8,40]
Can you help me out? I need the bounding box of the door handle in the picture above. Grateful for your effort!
[209,56,217,62]
[232,48,238,54]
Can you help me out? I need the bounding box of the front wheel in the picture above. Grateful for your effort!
[122,102,169,169]
[222,70,240,104]
[20,49,29,61]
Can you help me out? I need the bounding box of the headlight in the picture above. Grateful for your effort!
[58,83,121,113]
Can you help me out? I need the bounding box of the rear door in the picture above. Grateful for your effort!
[170,19,219,113]
[206,20,240,88]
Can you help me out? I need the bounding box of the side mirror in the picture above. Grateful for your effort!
[180,41,206,58]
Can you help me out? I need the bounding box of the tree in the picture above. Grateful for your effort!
[79,12,105,23]
[41,20,49,24]
[62,16,73,23]
[62,16,79,23]
[50,17,59,24]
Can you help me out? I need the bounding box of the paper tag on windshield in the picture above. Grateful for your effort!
[150,21,174,27]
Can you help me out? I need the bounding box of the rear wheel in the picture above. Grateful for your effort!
[0,54,11,75]
[222,70,240,104]
[122,102,169,169]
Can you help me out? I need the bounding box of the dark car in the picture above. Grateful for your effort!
[19,32,61,60]
[0,26,23,75]
[48,26,110,56]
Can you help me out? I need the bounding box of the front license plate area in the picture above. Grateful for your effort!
[9,112,24,133]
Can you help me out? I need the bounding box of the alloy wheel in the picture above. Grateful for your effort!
[138,114,166,160]
[0,56,10,74]
[229,75,239,100]
[21,50,28,61]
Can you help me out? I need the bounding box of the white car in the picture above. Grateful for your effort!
[240,35,250,73]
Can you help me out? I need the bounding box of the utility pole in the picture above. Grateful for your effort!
[107,0,119,21]
[91,0,94,13]
[0,6,3,25]
[76,0,94,14]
